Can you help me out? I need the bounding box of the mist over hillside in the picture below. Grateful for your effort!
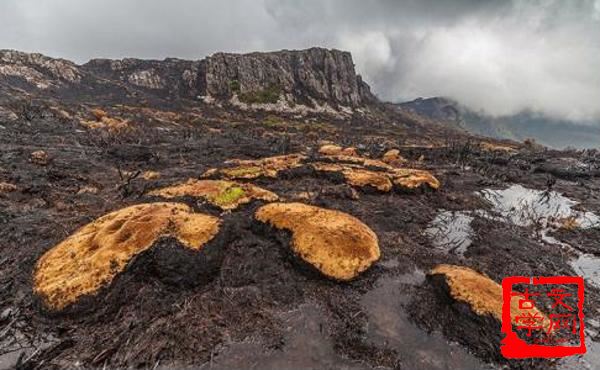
[399,97,600,149]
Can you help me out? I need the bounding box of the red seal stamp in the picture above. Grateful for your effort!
[501,276,586,358]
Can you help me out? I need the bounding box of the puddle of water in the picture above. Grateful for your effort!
[396,269,426,286]
[206,303,366,370]
[425,211,474,256]
[361,275,497,370]
[557,339,600,370]
[479,184,600,290]
[570,254,600,288]
[479,185,600,229]
[420,185,600,369]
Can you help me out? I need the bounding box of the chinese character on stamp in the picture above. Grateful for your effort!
[501,276,586,358]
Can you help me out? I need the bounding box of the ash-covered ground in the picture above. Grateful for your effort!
[1,98,600,370]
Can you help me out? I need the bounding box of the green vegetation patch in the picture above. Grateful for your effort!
[239,85,281,104]
[213,185,246,207]
[262,115,287,127]
[229,80,241,93]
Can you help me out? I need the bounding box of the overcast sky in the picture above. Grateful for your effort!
[1,0,599,122]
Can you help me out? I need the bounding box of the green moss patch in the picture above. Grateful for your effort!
[213,186,246,207]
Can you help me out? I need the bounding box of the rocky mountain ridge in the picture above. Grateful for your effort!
[0,47,374,112]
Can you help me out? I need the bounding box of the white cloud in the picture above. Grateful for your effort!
[338,31,394,81]
[0,0,599,122]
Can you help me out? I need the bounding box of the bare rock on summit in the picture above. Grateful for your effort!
[83,57,202,96]
[0,47,375,112]
[0,49,81,89]
[200,48,375,107]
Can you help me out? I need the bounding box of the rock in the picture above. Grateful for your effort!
[1,48,376,113]
[83,57,201,97]
[127,69,165,89]
[429,264,549,328]
[76,186,98,195]
[201,48,374,108]
[0,307,14,321]
[0,107,18,122]
[33,202,221,310]
[30,150,49,165]
[149,179,278,210]
[255,202,380,280]
[0,49,81,89]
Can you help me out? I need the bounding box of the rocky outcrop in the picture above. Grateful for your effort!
[82,57,201,97]
[199,48,375,107]
[0,49,81,89]
[0,48,375,111]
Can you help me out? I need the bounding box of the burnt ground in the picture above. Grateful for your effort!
[1,101,600,369]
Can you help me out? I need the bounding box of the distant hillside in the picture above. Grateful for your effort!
[0,48,375,113]
[398,97,600,149]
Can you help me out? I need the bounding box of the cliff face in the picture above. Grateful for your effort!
[200,48,374,107]
[82,58,202,98]
[0,48,375,110]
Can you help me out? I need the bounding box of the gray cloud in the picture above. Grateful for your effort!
[1,0,599,121]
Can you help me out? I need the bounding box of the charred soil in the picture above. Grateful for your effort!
[1,100,599,370]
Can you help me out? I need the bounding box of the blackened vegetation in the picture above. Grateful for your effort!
[1,98,599,370]
[409,275,551,370]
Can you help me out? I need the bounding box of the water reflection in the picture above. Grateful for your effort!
[479,184,599,229]
[425,211,474,256]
